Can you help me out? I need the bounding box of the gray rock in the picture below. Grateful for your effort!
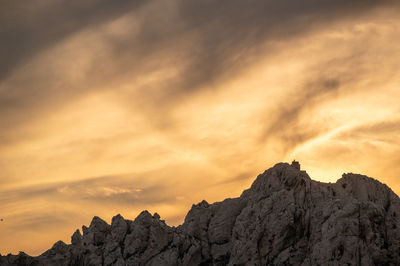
[71,229,82,246]
[2,162,400,265]
[110,214,128,244]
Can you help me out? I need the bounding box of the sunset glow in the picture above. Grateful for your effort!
[1,1,400,255]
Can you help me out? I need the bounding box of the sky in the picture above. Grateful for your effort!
[1,0,400,256]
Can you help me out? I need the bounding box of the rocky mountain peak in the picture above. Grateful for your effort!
[242,162,311,199]
[1,162,400,266]
[71,229,82,246]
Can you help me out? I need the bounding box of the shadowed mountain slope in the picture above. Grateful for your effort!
[2,162,400,265]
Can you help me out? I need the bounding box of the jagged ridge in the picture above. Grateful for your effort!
[2,162,400,265]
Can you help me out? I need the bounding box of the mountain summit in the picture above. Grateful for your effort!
[2,162,400,265]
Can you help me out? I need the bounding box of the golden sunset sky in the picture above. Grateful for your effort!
[1,0,400,256]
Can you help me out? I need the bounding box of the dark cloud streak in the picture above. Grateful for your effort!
[0,173,176,207]
[7,214,66,231]
[259,76,342,153]
[0,0,148,82]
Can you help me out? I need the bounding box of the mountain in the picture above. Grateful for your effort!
[1,162,400,265]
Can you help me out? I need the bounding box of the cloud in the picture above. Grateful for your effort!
[337,120,400,142]
[7,214,66,231]
[260,77,341,152]
[1,0,398,143]
[0,173,177,207]
[0,0,148,81]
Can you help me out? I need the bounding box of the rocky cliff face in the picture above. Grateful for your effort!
[2,162,400,266]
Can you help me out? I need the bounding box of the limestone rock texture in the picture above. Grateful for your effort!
[2,162,400,265]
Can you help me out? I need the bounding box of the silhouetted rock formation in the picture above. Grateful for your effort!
[2,162,400,265]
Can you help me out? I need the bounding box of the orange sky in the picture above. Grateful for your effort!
[1,0,400,256]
